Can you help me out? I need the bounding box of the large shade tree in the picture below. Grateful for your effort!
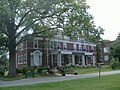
[0,0,69,77]
[0,0,104,77]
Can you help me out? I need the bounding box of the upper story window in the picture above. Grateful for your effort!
[54,41,61,49]
[33,39,38,48]
[104,55,109,61]
[73,44,77,50]
[104,47,110,53]
[79,44,82,51]
[57,42,61,49]
[83,45,87,51]
[91,46,94,52]
[63,42,67,50]
[49,41,54,49]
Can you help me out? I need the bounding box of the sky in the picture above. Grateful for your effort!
[86,0,120,41]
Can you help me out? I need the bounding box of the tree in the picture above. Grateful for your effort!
[0,33,8,67]
[110,40,120,62]
[52,0,104,42]
[0,0,68,77]
[0,0,104,77]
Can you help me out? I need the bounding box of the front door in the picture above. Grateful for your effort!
[34,51,40,66]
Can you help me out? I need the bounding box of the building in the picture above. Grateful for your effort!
[16,37,97,68]
[100,41,114,64]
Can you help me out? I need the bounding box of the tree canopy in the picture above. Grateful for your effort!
[110,39,120,62]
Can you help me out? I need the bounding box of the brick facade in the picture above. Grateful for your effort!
[16,37,97,68]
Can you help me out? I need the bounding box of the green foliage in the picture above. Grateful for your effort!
[109,58,120,70]
[47,70,54,74]
[37,66,47,74]
[96,45,102,63]
[0,67,5,76]
[110,40,120,62]
[0,71,4,76]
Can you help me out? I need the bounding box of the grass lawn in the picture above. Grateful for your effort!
[75,65,114,74]
[0,74,120,90]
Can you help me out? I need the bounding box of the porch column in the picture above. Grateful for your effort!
[86,56,88,65]
[92,56,96,65]
[57,52,61,66]
[72,55,75,65]
[82,55,85,66]
[51,54,53,67]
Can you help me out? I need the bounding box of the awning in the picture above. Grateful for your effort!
[72,52,84,55]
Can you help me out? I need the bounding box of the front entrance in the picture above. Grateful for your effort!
[30,50,42,66]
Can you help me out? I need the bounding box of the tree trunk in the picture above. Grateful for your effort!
[8,41,16,77]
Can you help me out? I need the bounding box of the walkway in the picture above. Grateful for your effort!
[0,70,120,87]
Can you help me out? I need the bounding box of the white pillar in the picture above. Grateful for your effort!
[72,55,75,65]
[86,56,88,65]
[51,54,53,67]
[57,53,61,66]
[82,55,85,66]
[93,56,95,65]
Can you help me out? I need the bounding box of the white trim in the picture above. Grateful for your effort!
[85,52,93,55]
[61,51,72,54]
[32,37,96,46]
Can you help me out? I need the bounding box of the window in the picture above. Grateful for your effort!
[49,41,54,49]
[20,43,24,50]
[57,42,61,49]
[63,42,67,50]
[91,46,94,52]
[24,54,27,63]
[54,55,57,63]
[79,44,82,51]
[61,55,64,63]
[73,44,77,50]
[54,41,61,49]
[104,47,109,53]
[83,45,87,51]
[104,55,109,61]
[18,56,21,64]
[33,39,38,48]
[21,55,23,64]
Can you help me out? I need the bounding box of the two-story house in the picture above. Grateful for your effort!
[16,37,97,68]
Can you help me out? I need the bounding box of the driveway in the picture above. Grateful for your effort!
[0,70,120,87]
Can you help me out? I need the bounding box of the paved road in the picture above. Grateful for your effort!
[0,70,120,87]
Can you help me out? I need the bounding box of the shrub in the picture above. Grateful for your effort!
[37,66,47,74]
[47,70,54,74]
[109,58,120,69]
[74,72,78,75]
[0,71,4,76]
[16,67,23,74]
[22,67,29,75]
[58,67,65,75]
